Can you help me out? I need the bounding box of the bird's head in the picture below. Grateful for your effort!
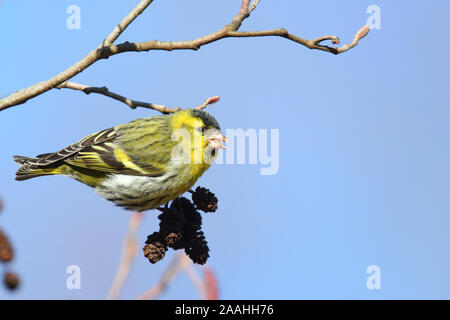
[190,109,226,151]
[169,109,226,163]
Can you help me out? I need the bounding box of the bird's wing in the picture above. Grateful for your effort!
[34,128,117,166]
[65,141,166,177]
[35,127,167,177]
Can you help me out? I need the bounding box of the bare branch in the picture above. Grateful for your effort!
[227,24,369,55]
[107,212,143,300]
[102,0,155,46]
[136,253,210,300]
[310,24,370,54]
[0,0,155,112]
[249,0,261,13]
[240,0,250,13]
[202,267,219,300]
[183,261,207,298]
[136,253,187,300]
[0,1,368,112]
[57,81,181,114]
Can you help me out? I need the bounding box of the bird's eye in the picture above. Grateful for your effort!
[196,127,206,134]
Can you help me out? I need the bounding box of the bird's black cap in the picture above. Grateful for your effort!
[191,109,221,130]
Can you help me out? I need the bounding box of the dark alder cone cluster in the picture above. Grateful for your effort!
[0,197,20,291]
[191,187,218,213]
[143,187,218,265]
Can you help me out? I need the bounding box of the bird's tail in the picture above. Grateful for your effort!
[13,155,60,181]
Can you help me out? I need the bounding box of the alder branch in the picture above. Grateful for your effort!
[0,0,156,112]
[57,81,181,114]
[107,212,143,300]
[249,0,261,13]
[102,0,155,46]
[183,262,207,298]
[58,81,220,114]
[0,0,369,112]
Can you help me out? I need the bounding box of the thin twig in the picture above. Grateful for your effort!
[102,0,155,46]
[136,252,187,300]
[58,81,219,114]
[107,212,143,300]
[201,267,219,300]
[136,253,209,300]
[57,81,181,114]
[240,0,250,13]
[249,0,261,13]
[194,96,221,111]
[183,261,206,299]
[0,1,368,112]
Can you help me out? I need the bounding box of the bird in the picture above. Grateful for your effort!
[13,109,226,211]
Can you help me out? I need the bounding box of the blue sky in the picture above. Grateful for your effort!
[1,0,450,299]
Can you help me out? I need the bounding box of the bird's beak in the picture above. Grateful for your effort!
[207,130,227,150]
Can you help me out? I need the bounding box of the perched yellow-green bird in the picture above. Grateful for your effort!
[13,109,225,211]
